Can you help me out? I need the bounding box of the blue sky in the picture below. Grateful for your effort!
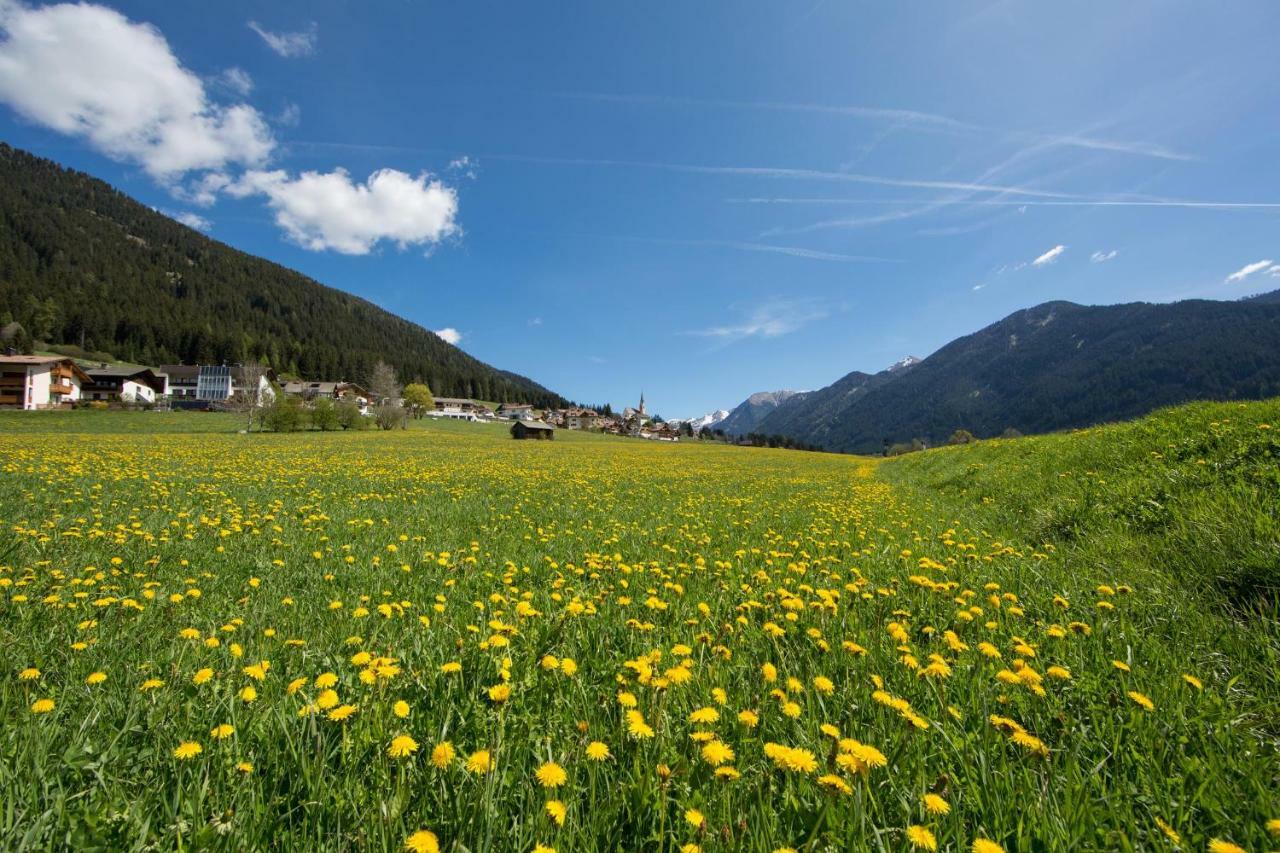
[1,1,1278,417]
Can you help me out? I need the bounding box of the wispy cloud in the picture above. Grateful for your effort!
[690,298,828,344]
[433,327,462,345]
[1032,245,1067,266]
[528,317,543,327]
[248,20,317,58]
[1225,259,1275,284]
[555,92,1191,161]
[1091,249,1118,263]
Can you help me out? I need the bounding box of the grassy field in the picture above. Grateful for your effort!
[1,402,1277,851]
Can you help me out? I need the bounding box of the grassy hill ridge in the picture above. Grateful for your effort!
[0,143,567,406]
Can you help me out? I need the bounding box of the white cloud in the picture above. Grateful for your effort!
[228,167,460,254]
[0,1,275,179]
[247,20,316,58]
[1090,249,1118,263]
[972,283,986,291]
[1225,259,1274,283]
[172,211,211,231]
[276,103,301,127]
[692,298,827,343]
[217,67,253,97]
[1032,244,1066,266]
[1270,265,1280,277]
[528,317,543,326]
[433,327,462,346]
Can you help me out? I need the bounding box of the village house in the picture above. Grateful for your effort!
[159,364,277,404]
[0,355,90,409]
[563,406,601,430]
[83,366,168,403]
[282,380,372,412]
[510,420,555,440]
[497,402,534,420]
[432,397,482,414]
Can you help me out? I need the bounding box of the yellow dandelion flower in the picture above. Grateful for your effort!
[972,840,1004,853]
[586,741,611,761]
[193,668,214,685]
[907,825,937,851]
[327,704,357,722]
[31,698,55,714]
[1182,674,1203,690]
[173,741,203,760]
[403,829,440,853]
[535,761,567,787]
[684,808,705,827]
[235,761,254,774]
[85,671,107,685]
[1127,691,1155,712]
[389,735,419,758]
[210,724,235,740]
[431,741,456,768]
[19,667,40,681]
[466,749,493,774]
[700,740,735,767]
[922,793,950,815]
[1207,840,1246,853]
[546,799,567,826]
[394,700,411,718]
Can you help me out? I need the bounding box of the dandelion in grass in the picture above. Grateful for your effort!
[972,840,1004,853]
[173,741,203,760]
[700,740,734,767]
[236,761,254,774]
[586,741,611,761]
[1127,691,1155,711]
[535,761,567,788]
[431,741,456,768]
[818,774,852,795]
[85,671,106,685]
[1182,674,1203,690]
[239,686,258,703]
[466,749,493,774]
[545,799,566,826]
[404,829,440,853]
[684,808,705,828]
[314,671,337,689]
[1268,818,1280,836]
[327,704,357,722]
[211,724,235,740]
[907,825,937,851]
[388,735,419,758]
[532,845,556,853]
[922,793,950,815]
[139,678,163,692]
[31,698,54,714]
[393,700,410,718]
[19,667,40,680]
[1207,841,1246,853]
[1112,660,1131,673]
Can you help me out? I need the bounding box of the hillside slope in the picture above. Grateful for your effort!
[718,389,801,435]
[0,144,566,406]
[759,297,1280,452]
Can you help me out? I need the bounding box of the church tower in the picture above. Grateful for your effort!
[639,391,646,415]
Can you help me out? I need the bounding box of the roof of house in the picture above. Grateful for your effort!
[0,355,91,381]
[435,397,477,405]
[499,402,533,409]
[159,364,199,380]
[512,420,555,431]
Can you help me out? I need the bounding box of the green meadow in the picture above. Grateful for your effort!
[1,400,1277,851]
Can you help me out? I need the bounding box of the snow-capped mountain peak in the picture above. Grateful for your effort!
[887,355,921,372]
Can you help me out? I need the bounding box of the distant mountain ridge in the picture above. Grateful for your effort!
[718,389,801,435]
[0,143,567,406]
[754,295,1280,453]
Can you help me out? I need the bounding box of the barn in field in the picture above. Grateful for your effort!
[510,421,555,440]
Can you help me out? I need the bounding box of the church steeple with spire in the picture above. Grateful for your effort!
[639,391,646,415]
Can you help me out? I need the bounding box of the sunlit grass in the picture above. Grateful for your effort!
[1,402,1277,851]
